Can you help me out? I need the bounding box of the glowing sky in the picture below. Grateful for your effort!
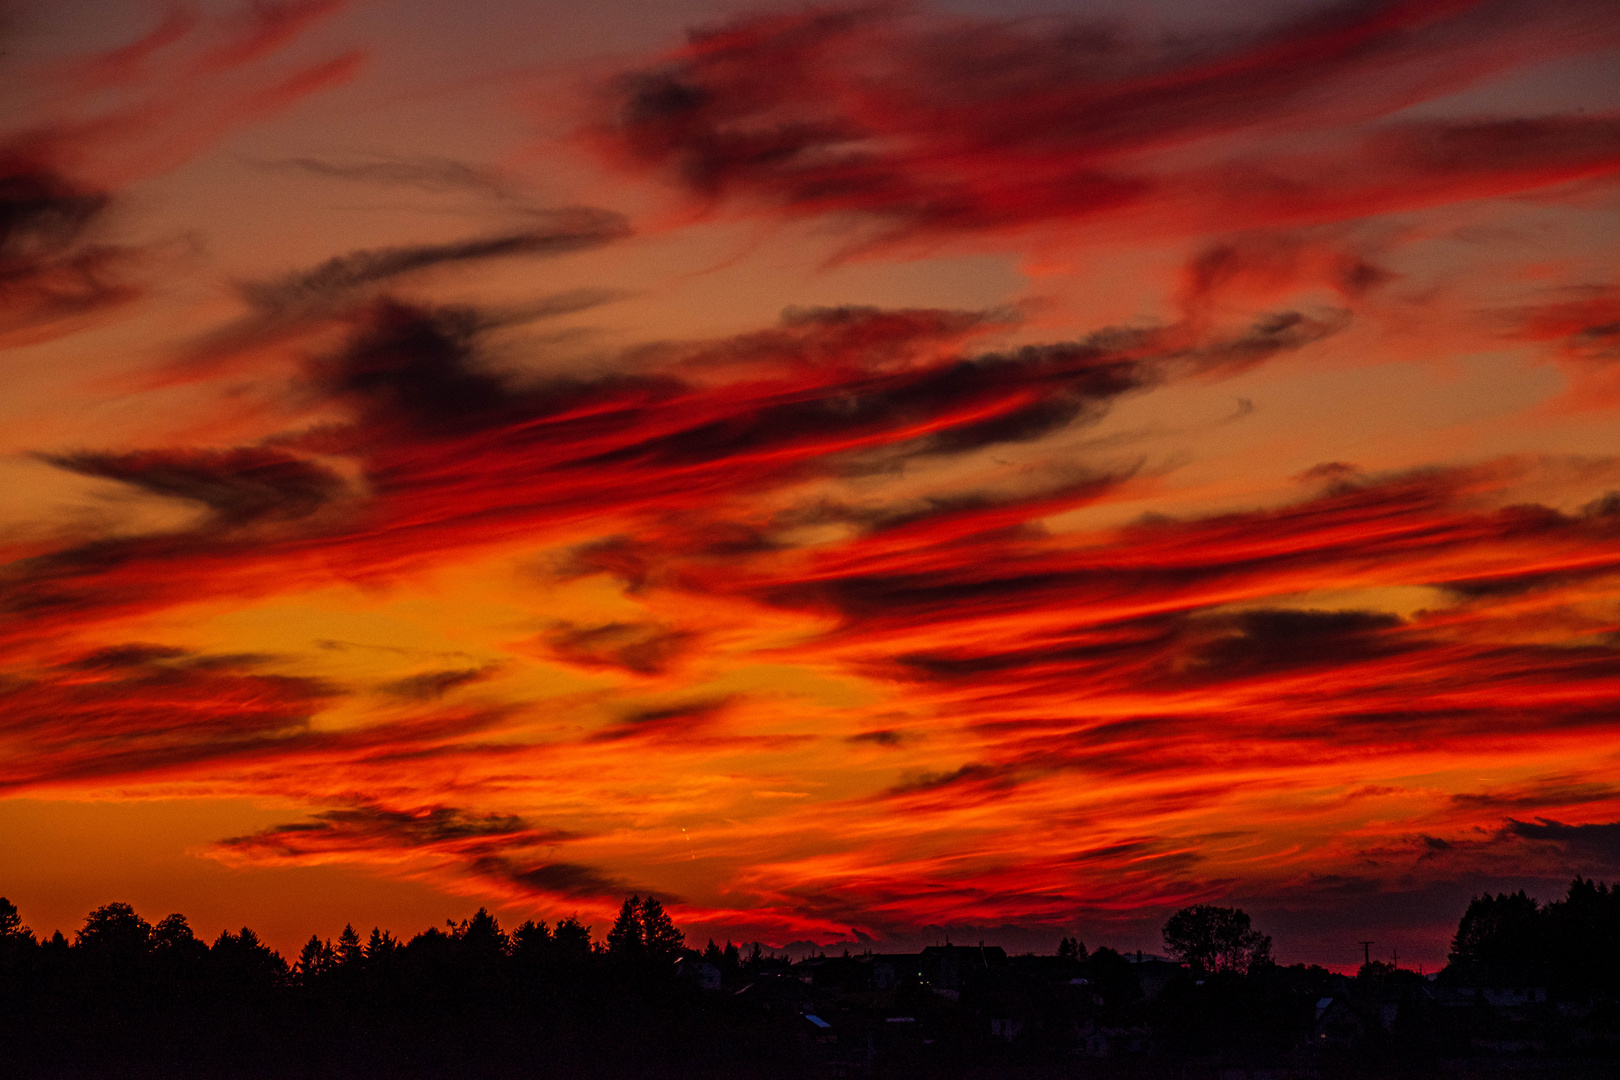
[3,0,1619,970]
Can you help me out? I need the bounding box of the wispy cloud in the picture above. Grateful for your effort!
[593,0,1620,247]
[4,0,1620,957]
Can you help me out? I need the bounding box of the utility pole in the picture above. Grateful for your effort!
[1359,941,1374,966]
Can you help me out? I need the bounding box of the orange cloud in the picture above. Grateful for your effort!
[6,0,1620,963]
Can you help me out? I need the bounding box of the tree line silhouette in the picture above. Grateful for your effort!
[1,877,1617,1078]
[0,893,787,1079]
[1446,876,1620,994]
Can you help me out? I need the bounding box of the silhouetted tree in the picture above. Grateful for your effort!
[1448,889,1542,984]
[1057,935,1086,962]
[0,897,27,941]
[1163,904,1272,975]
[151,913,208,978]
[458,908,507,957]
[607,895,645,966]
[1544,876,1619,992]
[553,915,593,966]
[364,926,400,964]
[640,897,683,972]
[295,935,335,983]
[0,897,35,994]
[209,927,288,991]
[1082,946,1142,1013]
[336,923,364,969]
[77,902,152,958]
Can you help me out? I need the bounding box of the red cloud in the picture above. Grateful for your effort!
[592,1,1620,246]
[8,1,361,185]
[5,290,1344,649]
[6,2,1618,947]
[0,646,334,792]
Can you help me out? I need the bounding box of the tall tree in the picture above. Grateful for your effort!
[151,913,208,971]
[1162,905,1272,975]
[295,935,335,983]
[1543,877,1618,992]
[76,902,152,967]
[459,908,507,957]
[640,897,683,970]
[553,916,593,966]
[210,927,288,990]
[364,926,399,964]
[336,924,364,968]
[607,896,644,965]
[1449,889,1543,984]
[0,897,28,941]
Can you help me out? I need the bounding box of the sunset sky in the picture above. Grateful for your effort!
[2,0,1619,971]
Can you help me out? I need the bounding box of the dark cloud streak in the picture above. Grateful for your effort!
[596,1,1620,243]
[239,209,631,316]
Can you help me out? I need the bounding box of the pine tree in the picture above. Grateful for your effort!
[461,908,508,957]
[607,896,644,964]
[0,897,27,939]
[337,923,364,968]
[641,896,683,970]
[553,916,593,965]
[364,926,398,963]
[296,934,334,982]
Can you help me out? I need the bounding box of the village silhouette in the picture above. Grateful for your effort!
[1,881,1617,1078]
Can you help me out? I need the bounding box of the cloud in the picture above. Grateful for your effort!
[238,210,632,317]
[594,697,732,742]
[885,761,1022,798]
[216,801,568,862]
[1507,285,1620,408]
[1452,778,1620,811]
[213,801,622,908]
[0,1,366,358]
[14,2,362,186]
[846,728,904,747]
[0,646,335,792]
[44,447,349,526]
[378,666,495,702]
[472,856,644,902]
[0,169,140,345]
[592,2,1620,247]
[194,0,350,75]
[688,462,1620,808]
[252,153,522,201]
[1185,608,1409,679]
[543,621,695,676]
[1506,818,1620,866]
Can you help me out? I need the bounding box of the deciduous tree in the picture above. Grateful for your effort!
[1162,905,1272,975]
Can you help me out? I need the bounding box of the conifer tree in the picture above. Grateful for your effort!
[364,926,398,963]
[607,895,645,964]
[641,896,683,970]
[0,897,26,940]
[553,915,592,965]
[337,924,364,968]
[295,935,335,982]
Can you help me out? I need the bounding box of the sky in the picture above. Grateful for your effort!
[1,0,1618,971]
